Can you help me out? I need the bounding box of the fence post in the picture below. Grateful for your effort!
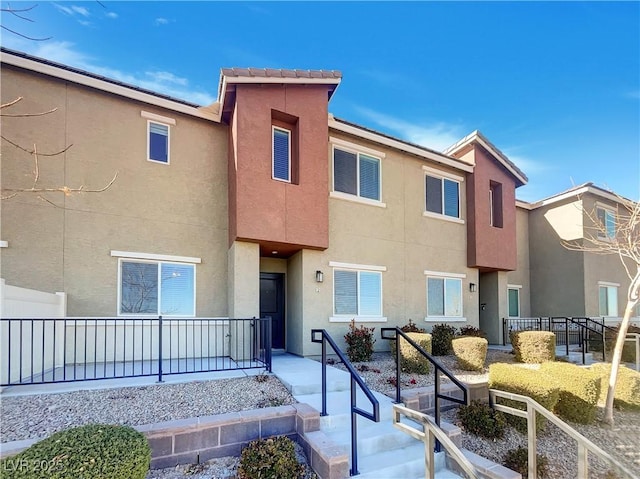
[157,316,164,383]
[527,403,537,479]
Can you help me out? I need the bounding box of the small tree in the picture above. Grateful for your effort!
[562,191,640,425]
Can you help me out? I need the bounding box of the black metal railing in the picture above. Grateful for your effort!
[1,316,272,386]
[502,317,552,345]
[311,329,380,476]
[380,327,468,452]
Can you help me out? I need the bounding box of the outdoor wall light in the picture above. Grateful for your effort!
[315,270,324,283]
[469,283,477,293]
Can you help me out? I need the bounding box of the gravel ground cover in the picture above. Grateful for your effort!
[2,350,639,478]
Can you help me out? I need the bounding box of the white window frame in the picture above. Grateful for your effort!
[424,270,466,321]
[595,204,616,240]
[115,251,198,317]
[507,284,522,318]
[142,111,175,165]
[598,281,619,317]
[329,261,387,322]
[422,166,464,224]
[272,126,291,183]
[330,138,386,207]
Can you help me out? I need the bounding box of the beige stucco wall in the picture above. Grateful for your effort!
[507,206,531,317]
[580,195,630,317]
[1,66,229,317]
[297,132,479,356]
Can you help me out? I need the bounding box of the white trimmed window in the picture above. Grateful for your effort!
[115,251,198,316]
[508,285,521,318]
[142,111,175,164]
[425,271,464,319]
[599,282,618,317]
[333,146,381,202]
[425,173,460,219]
[596,206,616,239]
[272,126,291,182]
[330,262,385,321]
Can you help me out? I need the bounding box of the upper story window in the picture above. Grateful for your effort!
[596,206,616,239]
[142,111,175,164]
[490,181,503,228]
[329,261,386,322]
[333,145,382,202]
[425,174,460,219]
[272,126,291,182]
[425,270,465,320]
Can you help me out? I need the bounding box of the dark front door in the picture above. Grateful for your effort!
[260,273,285,349]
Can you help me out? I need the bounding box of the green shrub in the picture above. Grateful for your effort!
[344,320,375,362]
[457,325,487,339]
[390,332,432,374]
[590,363,640,410]
[431,324,457,356]
[512,331,555,363]
[452,337,488,371]
[489,363,560,433]
[603,324,640,362]
[457,401,507,439]
[400,319,426,333]
[539,362,601,424]
[503,447,549,478]
[0,424,150,479]
[237,436,304,479]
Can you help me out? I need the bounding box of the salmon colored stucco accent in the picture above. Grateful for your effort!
[464,145,518,271]
[227,84,330,252]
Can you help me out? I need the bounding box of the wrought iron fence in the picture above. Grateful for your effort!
[0,316,271,386]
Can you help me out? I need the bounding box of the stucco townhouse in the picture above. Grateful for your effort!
[0,47,633,356]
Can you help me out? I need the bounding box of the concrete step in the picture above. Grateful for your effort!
[353,444,450,478]
[558,351,595,365]
[294,389,395,425]
[272,356,351,395]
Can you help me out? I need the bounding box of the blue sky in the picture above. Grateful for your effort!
[2,1,638,202]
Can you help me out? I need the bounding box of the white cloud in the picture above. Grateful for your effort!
[145,71,188,86]
[502,153,553,176]
[29,41,214,105]
[106,12,118,19]
[626,90,640,100]
[71,6,90,17]
[155,18,169,26]
[353,106,464,152]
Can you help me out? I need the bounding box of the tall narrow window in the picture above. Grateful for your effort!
[596,207,616,239]
[272,126,291,182]
[599,284,618,316]
[148,122,169,163]
[508,287,520,317]
[490,181,503,227]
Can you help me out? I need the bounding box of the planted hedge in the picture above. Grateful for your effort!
[452,337,488,371]
[590,363,640,411]
[431,324,457,356]
[391,332,432,374]
[489,363,560,432]
[511,331,555,363]
[540,362,601,424]
[0,424,150,479]
[238,436,304,479]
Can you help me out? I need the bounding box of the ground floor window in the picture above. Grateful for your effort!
[599,283,618,317]
[330,261,385,321]
[425,271,464,319]
[508,285,521,318]
[119,260,195,316]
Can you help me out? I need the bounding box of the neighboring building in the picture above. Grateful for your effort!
[0,48,634,354]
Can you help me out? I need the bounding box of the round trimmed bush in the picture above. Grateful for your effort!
[238,436,304,479]
[512,331,555,363]
[590,363,640,410]
[0,424,150,479]
[452,336,488,371]
[503,447,549,478]
[457,401,507,439]
[390,332,432,374]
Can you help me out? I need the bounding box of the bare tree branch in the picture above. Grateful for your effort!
[0,24,50,41]
[2,135,73,157]
[0,4,50,41]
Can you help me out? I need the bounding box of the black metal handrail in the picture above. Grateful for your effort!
[502,317,552,345]
[311,329,380,476]
[551,316,608,363]
[380,327,468,452]
[1,316,272,386]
